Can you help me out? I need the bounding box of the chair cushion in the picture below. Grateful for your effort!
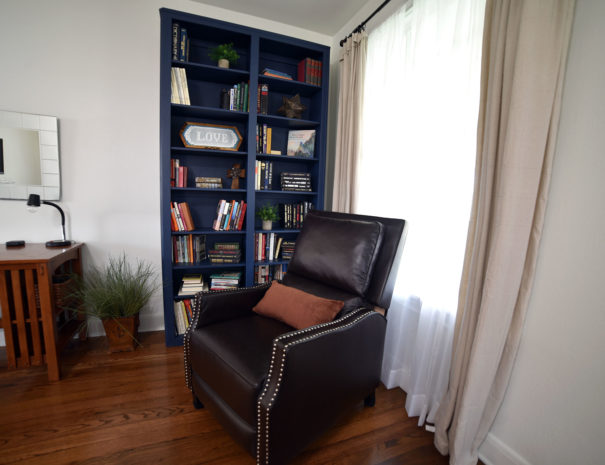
[189,315,293,425]
[287,213,384,296]
[252,281,344,329]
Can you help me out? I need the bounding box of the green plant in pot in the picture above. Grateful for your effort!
[69,253,157,353]
[209,42,239,68]
[256,203,279,231]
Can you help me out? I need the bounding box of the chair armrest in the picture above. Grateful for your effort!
[190,283,271,330]
[256,308,387,464]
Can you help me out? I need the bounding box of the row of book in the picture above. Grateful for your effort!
[255,233,289,262]
[195,176,223,189]
[255,160,274,190]
[172,23,190,62]
[255,264,288,284]
[174,299,193,335]
[212,199,247,231]
[172,234,207,264]
[256,124,280,155]
[281,172,312,192]
[220,83,249,112]
[280,201,314,229]
[298,58,322,86]
[171,159,188,187]
[257,83,269,114]
[171,67,190,105]
[170,201,195,231]
[208,242,242,264]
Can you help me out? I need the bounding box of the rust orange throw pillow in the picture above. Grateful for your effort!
[253,281,344,329]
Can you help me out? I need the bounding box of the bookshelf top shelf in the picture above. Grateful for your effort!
[173,61,250,82]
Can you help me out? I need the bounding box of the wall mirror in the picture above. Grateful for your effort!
[0,110,60,200]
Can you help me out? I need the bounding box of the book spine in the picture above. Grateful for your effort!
[172,23,180,61]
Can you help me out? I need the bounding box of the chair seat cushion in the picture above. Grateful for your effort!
[189,315,293,425]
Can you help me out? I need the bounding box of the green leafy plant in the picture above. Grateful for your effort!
[209,42,240,63]
[256,203,279,222]
[69,253,157,320]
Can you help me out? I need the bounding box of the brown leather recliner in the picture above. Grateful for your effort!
[184,210,407,464]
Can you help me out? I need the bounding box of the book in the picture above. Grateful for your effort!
[172,23,181,61]
[262,68,293,80]
[287,130,316,158]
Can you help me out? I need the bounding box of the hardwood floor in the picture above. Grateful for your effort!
[0,332,452,465]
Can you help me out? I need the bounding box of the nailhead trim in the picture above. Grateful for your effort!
[183,283,271,390]
[256,307,375,464]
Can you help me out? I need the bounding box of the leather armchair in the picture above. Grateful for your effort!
[184,210,407,464]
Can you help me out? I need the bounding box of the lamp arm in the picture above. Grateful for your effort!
[42,200,67,241]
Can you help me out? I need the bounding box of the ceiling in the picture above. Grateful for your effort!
[191,0,370,36]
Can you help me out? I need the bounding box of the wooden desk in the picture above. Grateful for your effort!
[0,243,83,381]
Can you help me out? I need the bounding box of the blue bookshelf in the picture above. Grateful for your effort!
[159,9,329,346]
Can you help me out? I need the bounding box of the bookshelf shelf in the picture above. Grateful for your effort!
[171,104,249,120]
[160,8,329,346]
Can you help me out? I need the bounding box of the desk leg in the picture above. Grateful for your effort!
[0,272,17,369]
[37,264,60,381]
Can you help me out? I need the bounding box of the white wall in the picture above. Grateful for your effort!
[478,1,605,464]
[0,0,330,343]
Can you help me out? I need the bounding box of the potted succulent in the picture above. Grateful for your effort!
[209,42,239,68]
[69,254,157,353]
[256,203,279,231]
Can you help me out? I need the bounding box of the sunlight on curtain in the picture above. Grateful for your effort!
[356,0,485,425]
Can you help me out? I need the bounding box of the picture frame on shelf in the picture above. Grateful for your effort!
[179,122,243,151]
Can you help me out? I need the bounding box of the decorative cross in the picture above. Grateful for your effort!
[277,93,306,119]
[227,163,246,189]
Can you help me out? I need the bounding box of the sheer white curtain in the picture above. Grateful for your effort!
[355,0,485,425]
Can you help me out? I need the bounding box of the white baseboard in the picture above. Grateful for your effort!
[479,433,532,465]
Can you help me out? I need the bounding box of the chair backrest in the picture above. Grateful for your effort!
[286,210,407,312]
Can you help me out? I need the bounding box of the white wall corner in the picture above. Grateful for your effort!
[479,433,532,465]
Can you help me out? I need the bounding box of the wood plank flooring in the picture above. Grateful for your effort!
[0,332,453,465]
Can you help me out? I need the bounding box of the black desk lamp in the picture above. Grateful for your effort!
[26,194,72,247]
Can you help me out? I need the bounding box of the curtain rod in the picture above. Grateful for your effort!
[339,0,391,47]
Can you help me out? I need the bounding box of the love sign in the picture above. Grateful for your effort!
[179,122,243,151]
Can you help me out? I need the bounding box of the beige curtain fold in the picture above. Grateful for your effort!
[331,31,367,213]
[434,1,576,464]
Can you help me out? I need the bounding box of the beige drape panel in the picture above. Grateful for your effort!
[331,32,367,213]
[434,1,575,464]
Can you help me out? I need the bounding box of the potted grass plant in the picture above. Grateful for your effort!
[209,42,239,68]
[69,253,157,353]
[256,203,279,231]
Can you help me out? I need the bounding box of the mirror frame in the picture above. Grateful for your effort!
[0,110,60,200]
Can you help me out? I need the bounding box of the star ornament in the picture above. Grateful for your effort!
[277,94,306,119]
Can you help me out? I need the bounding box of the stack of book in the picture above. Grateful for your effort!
[221,82,249,112]
[172,234,206,264]
[171,159,188,187]
[171,67,190,105]
[208,242,242,264]
[297,57,322,86]
[212,200,247,231]
[177,274,206,296]
[255,264,288,284]
[255,233,284,262]
[255,160,273,190]
[210,271,241,290]
[195,176,222,189]
[280,241,296,260]
[257,83,269,114]
[173,299,192,335]
[262,68,293,80]
[281,172,311,192]
[172,23,190,62]
[280,201,314,229]
[170,201,195,231]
